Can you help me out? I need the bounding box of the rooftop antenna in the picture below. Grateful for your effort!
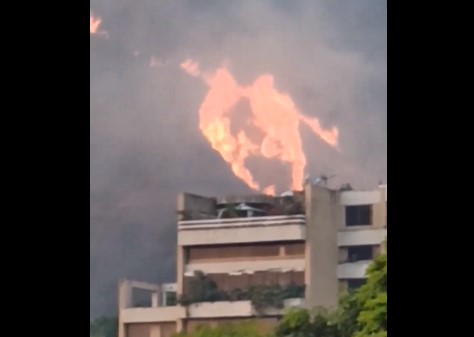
[304,173,336,187]
[319,174,336,186]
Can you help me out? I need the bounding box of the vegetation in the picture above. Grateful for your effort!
[266,195,305,216]
[172,322,267,337]
[174,253,386,337]
[91,254,385,337]
[275,308,339,337]
[275,254,387,337]
[352,254,387,337]
[178,271,305,311]
[90,316,117,337]
[222,203,239,218]
[279,195,305,215]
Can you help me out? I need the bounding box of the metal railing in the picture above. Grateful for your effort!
[178,214,306,230]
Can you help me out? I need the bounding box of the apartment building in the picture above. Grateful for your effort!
[118,183,387,337]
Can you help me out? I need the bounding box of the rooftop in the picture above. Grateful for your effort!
[177,191,305,221]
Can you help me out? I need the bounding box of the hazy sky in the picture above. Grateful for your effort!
[90,0,386,319]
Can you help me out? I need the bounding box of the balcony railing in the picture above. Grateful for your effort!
[178,214,306,230]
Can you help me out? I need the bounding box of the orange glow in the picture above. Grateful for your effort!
[180,59,201,77]
[90,12,108,38]
[90,13,102,34]
[263,185,276,196]
[181,59,339,193]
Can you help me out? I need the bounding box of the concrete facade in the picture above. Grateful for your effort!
[118,183,387,337]
[304,185,340,309]
[178,216,306,246]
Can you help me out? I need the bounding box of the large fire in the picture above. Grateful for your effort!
[180,59,339,194]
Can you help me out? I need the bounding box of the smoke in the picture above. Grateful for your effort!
[90,0,386,319]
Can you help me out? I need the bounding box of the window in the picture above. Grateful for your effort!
[132,288,152,307]
[347,245,374,262]
[345,205,372,226]
[163,292,177,306]
[348,278,366,291]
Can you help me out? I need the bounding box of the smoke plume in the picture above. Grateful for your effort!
[90,0,386,319]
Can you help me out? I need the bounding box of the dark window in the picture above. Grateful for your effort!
[348,278,366,290]
[164,292,177,306]
[345,205,372,226]
[132,288,152,307]
[347,245,374,262]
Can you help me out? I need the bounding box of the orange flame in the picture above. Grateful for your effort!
[90,12,108,38]
[90,13,102,34]
[181,59,339,193]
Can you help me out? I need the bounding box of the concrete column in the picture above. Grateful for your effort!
[338,247,348,263]
[372,187,387,228]
[177,193,186,221]
[118,279,133,309]
[279,245,285,257]
[118,279,132,337]
[118,324,125,337]
[177,318,185,334]
[150,325,161,337]
[152,291,159,308]
[177,246,185,296]
[161,291,167,307]
[304,185,339,310]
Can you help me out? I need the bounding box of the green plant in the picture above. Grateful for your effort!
[178,271,305,313]
[278,196,305,215]
[178,271,220,305]
[275,308,312,337]
[172,321,267,337]
[352,254,387,337]
[222,204,239,218]
[90,316,117,337]
[274,253,387,337]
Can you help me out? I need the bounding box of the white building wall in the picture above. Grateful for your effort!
[337,228,387,246]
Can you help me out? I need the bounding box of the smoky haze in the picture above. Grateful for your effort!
[90,0,386,319]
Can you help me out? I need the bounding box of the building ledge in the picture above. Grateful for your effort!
[120,306,186,323]
[185,258,305,275]
[338,260,372,279]
[120,298,305,324]
[340,190,381,206]
[188,298,305,318]
[178,216,306,246]
[178,214,305,229]
[337,228,387,246]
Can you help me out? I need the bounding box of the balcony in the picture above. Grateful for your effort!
[119,298,304,325]
[120,306,185,323]
[188,298,305,318]
[337,228,387,246]
[178,215,306,246]
[337,260,372,279]
[340,190,382,206]
[185,258,305,275]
